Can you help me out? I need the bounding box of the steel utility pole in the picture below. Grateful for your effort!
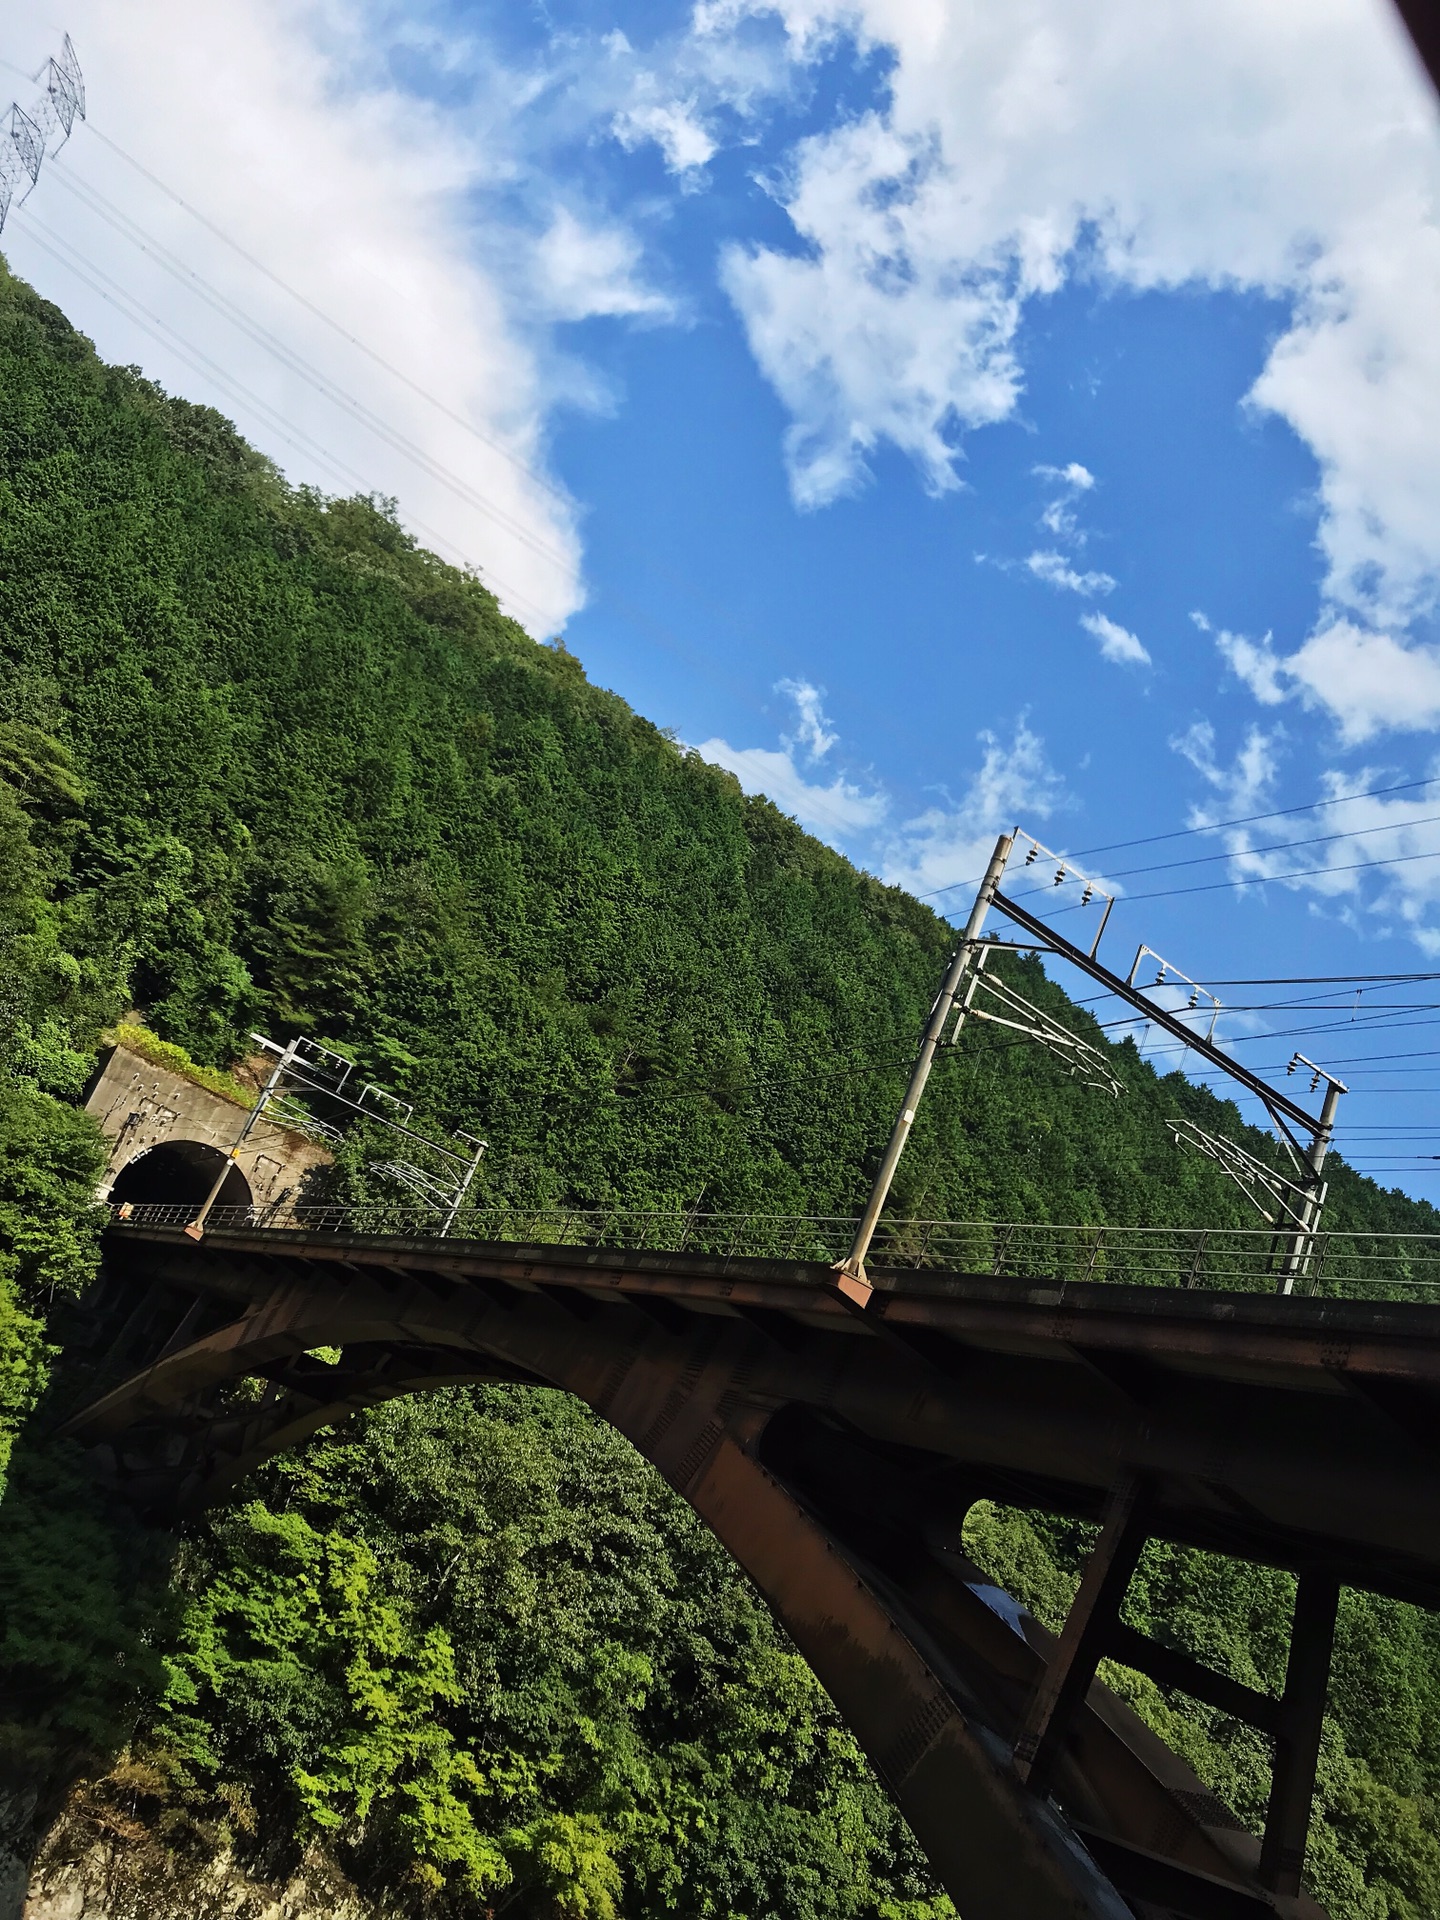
[186,1037,300,1239]
[837,831,1013,1294]
[1276,1060,1346,1296]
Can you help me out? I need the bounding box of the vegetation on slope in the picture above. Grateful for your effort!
[1,256,1439,1915]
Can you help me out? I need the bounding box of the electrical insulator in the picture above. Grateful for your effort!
[1054,864,1066,886]
[1080,884,1093,905]
[1024,847,1039,866]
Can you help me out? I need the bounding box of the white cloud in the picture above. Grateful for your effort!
[710,0,1440,646]
[0,1,687,636]
[1212,616,1440,740]
[776,676,839,760]
[1035,462,1095,492]
[692,739,889,837]
[1081,611,1150,666]
[1173,721,1440,943]
[691,679,886,842]
[720,114,1028,508]
[1212,626,1291,707]
[880,720,1064,901]
[1035,459,1096,537]
[604,6,807,186]
[1027,550,1117,596]
[613,99,718,177]
[1173,720,1282,822]
[530,207,676,321]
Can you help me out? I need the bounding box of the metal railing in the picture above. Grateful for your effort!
[106,1202,1440,1303]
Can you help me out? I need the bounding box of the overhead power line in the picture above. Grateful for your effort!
[916,775,1440,904]
[1007,843,1440,911]
[1094,810,1440,884]
[45,159,577,579]
[16,115,886,833]
[1067,777,1440,860]
[84,120,573,516]
[12,209,557,630]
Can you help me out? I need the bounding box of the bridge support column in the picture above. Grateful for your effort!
[1260,1573,1339,1898]
[1014,1475,1148,1794]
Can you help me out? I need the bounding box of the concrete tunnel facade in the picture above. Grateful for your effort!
[84,1044,331,1216]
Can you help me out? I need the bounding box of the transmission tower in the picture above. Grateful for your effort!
[0,37,84,234]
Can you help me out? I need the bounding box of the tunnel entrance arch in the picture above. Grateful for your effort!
[108,1141,253,1217]
[84,1043,332,1212]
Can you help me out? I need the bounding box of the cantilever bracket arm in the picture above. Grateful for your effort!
[960,970,1125,1098]
[990,888,1322,1137]
[1170,1119,1321,1234]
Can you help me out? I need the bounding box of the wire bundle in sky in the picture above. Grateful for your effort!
[0,37,83,233]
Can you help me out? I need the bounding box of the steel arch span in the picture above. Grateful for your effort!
[58,1218,1438,1920]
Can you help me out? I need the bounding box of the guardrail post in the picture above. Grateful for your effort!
[1184,1229,1208,1289]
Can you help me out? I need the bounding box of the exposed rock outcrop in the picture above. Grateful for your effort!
[17,1780,378,1920]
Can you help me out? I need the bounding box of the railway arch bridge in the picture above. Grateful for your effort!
[55,1205,1440,1920]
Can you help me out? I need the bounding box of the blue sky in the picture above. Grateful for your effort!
[6,0,1440,1199]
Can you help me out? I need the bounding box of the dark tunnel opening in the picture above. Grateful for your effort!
[108,1140,253,1218]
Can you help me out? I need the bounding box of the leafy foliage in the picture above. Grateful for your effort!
[103,1021,256,1110]
[146,1390,949,1918]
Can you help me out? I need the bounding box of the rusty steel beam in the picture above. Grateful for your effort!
[110,1218,1440,1386]
[61,1256,1142,1917]
[72,1230,1440,1602]
[1014,1477,1150,1793]
[1101,1619,1281,1737]
[1259,1576,1341,1898]
[686,1436,1136,1920]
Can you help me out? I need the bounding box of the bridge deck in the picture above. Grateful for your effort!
[77,1218,1440,1609]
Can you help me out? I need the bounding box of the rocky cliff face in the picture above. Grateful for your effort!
[13,1783,377,1920]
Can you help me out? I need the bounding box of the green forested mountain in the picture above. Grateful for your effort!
[2,256,1440,1919]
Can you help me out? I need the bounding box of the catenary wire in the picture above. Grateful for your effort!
[46,158,578,578]
[915,775,1440,902]
[85,119,573,514]
[1080,811,1440,884]
[1003,843,1440,909]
